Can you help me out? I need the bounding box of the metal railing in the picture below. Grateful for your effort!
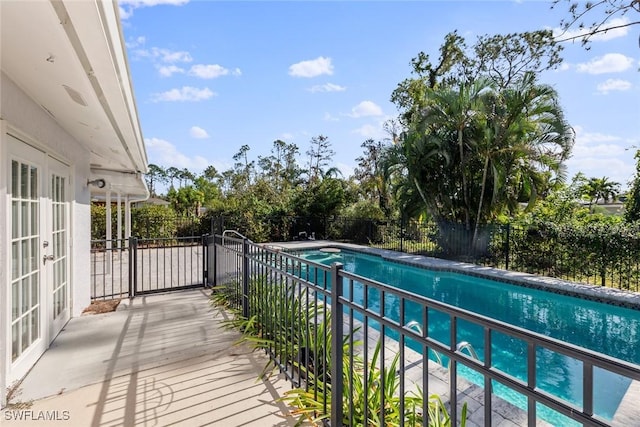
[91,235,209,300]
[213,215,640,292]
[210,235,640,426]
[90,238,131,300]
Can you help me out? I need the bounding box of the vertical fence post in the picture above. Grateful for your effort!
[202,234,208,287]
[129,236,137,298]
[330,262,344,425]
[600,234,607,287]
[400,216,405,253]
[212,234,218,287]
[242,238,250,318]
[505,223,511,270]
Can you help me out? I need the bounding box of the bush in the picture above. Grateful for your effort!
[91,203,208,240]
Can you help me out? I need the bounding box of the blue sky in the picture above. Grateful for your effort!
[119,0,639,191]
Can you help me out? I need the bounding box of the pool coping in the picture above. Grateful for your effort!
[265,240,640,311]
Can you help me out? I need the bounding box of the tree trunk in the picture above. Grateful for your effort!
[458,128,470,230]
[473,154,490,250]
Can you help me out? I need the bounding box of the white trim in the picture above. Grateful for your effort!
[1,119,8,408]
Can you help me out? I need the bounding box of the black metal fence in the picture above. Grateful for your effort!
[90,236,208,300]
[212,215,640,292]
[90,239,131,300]
[210,235,640,426]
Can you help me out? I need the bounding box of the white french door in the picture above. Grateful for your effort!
[47,157,70,337]
[7,135,70,382]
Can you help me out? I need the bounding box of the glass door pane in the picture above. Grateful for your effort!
[51,172,68,319]
[10,159,41,361]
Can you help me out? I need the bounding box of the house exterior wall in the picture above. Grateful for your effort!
[0,71,92,406]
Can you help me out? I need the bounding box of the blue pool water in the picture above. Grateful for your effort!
[297,250,640,423]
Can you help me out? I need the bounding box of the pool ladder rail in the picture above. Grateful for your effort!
[405,320,480,367]
[222,229,253,243]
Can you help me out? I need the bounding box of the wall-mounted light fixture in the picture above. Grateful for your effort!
[87,178,106,188]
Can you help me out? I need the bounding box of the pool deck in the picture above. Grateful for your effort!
[2,289,296,426]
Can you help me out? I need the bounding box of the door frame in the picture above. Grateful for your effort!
[3,130,74,386]
[46,156,72,340]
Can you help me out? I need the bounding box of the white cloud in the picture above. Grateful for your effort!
[576,53,635,74]
[145,137,210,171]
[573,125,624,145]
[308,83,347,93]
[126,36,146,49]
[553,17,631,43]
[189,64,236,79]
[134,47,193,63]
[157,65,185,77]
[189,64,242,79]
[566,157,635,188]
[597,78,633,94]
[119,0,189,20]
[190,126,209,139]
[565,126,636,186]
[349,101,383,118]
[324,112,340,122]
[288,56,334,78]
[151,86,216,102]
[352,124,383,138]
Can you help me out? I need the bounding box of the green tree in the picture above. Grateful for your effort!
[193,175,221,209]
[145,164,167,197]
[386,73,573,248]
[178,168,195,188]
[258,140,303,193]
[166,166,180,189]
[625,150,640,222]
[232,144,255,191]
[203,165,219,181]
[581,176,621,212]
[391,30,563,124]
[292,175,349,219]
[167,185,204,216]
[354,139,391,215]
[306,135,335,182]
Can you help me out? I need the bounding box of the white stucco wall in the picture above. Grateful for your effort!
[1,72,93,405]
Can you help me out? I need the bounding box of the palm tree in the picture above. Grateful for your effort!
[383,73,574,252]
[472,72,574,244]
[583,177,621,212]
[420,78,493,229]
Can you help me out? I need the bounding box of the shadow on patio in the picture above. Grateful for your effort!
[3,289,296,426]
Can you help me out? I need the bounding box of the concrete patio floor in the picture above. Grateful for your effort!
[2,289,296,426]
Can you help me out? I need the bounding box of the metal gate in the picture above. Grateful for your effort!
[91,235,208,300]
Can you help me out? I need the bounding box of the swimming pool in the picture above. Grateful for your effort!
[297,249,640,423]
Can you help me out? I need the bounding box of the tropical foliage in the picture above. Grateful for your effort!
[380,30,576,255]
[211,274,467,427]
[625,150,640,223]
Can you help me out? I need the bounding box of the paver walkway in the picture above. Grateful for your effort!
[2,289,296,426]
